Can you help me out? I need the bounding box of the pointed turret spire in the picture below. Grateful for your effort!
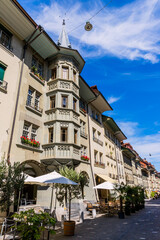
[57,19,71,48]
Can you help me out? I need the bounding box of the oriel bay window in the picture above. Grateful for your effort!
[50,96,55,109]
[62,95,68,108]
[62,66,69,79]
[61,127,68,142]
[48,127,54,143]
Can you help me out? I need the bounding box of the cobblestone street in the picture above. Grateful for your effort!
[53,199,160,240]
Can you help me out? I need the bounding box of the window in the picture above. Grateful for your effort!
[26,87,42,112]
[61,127,68,142]
[51,68,56,79]
[99,153,103,163]
[97,131,101,139]
[50,96,55,109]
[62,67,69,79]
[35,92,40,109]
[31,125,37,140]
[22,122,30,138]
[22,122,39,141]
[0,24,12,50]
[31,56,44,77]
[48,127,54,143]
[79,99,86,111]
[73,98,77,111]
[27,88,33,106]
[93,128,96,138]
[96,113,100,123]
[94,150,98,162]
[62,95,68,108]
[38,62,43,77]
[80,120,86,134]
[92,110,95,118]
[81,145,87,156]
[74,129,78,144]
[0,64,6,82]
[73,70,76,82]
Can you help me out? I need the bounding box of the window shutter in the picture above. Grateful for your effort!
[0,64,5,81]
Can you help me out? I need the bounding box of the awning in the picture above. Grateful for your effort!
[96,174,116,184]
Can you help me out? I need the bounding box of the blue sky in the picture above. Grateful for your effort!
[18,0,160,170]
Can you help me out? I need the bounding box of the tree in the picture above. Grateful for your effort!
[79,171,89,199]
[56,167,82,221]
[0,160,25,216]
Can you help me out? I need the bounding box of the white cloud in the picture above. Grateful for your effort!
[107,96,121,104]
[35,0,160,63]
[118,120,160,170]
[117,121,139,137]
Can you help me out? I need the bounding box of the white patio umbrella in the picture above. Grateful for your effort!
[28,171,78,211]
[93,181,114,190]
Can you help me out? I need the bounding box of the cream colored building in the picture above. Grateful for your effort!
[1,0,160,213]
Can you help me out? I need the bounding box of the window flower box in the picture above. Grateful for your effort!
[30,66,45,84]
[80,107,87,115]
[20,136,40,148]
[81,155,89,161]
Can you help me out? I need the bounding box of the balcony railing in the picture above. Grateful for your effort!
[26,101,43,113]
[93,136,103,146]
[80,131,88,139]
[0,80,8,91]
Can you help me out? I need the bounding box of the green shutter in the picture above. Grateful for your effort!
[0,64,5,81]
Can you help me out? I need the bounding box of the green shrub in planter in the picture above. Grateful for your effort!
[13,209,55,240]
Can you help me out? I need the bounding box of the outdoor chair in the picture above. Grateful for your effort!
[0,218,20,240]
[86,202,93,213]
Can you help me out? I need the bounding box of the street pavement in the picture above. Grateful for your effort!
[52,199,160,240]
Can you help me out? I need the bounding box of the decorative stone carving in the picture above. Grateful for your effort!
[58,145,70,151]
[72,85,78,93]
[73,113,78,120]
[49,83,57,90]
[73,148,79,155]
[59,110,70,116]
[60,81,70,89]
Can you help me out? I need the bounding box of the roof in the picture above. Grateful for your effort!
[122,146,136,159]
[90,85,113,113]
[57,20,71,48]
[1,0,59,59]
[79,76,97,103]
[103,116,127,141]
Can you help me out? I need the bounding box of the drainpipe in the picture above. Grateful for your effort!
[87,104,98,201]
[7,26,44,164]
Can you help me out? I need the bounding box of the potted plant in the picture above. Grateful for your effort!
[56,167,82,236]
[31,65,37,74]
[13,209,55,240]
[114,183,126,219]
[125,186,132,216]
